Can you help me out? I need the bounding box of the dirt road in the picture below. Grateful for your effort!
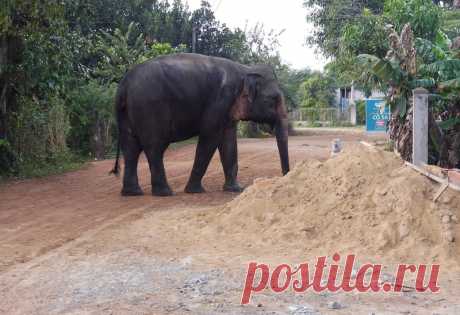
[2,133,457,315]
[0,135,341,273]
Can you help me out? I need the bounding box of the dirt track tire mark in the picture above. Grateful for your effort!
[0,140,290,275]
[0,204,153,292]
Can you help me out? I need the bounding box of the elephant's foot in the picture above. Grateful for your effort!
[223,182,244,193]
[184,182,206,194]
[121,186,144,197]
[152,185,174,197]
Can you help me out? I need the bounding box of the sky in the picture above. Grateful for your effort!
[185,0,328,71]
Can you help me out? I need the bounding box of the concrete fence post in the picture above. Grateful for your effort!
[412,88,429,166]
[350,104,357,125]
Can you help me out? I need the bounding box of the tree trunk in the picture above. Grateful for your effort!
[94,117,112,160]
[428,110,444,165]
[389,100,455,167]
[91,114,107,160]
[448,131,460,168]
[0,34,23,141]
[0,36,9,140]
[389,107,413,162]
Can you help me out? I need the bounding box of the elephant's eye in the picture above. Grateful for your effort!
[271,95,279,103]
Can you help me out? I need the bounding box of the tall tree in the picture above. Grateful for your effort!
[298,71,337,108]
[304,0,384,58]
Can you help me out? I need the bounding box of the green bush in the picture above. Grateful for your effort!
[3,94,78,178]
[68,80,117,156]
[356,100,366,125]
[0,0,287,180]
[0,139,17,178]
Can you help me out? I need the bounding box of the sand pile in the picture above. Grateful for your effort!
[208,144,460,266]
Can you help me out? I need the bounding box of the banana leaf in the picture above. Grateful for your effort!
[373,59,398,82]
[395,96,407,118]
[357,54,381,66]
[438,78,460,91]
[411,78,436,89]
[438,118,460,130]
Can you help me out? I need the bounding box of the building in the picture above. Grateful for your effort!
[335,86,385,112]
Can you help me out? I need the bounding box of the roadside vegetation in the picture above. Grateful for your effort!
[0,0,298,179]
[304,0,460,167]
[1,0,459,179]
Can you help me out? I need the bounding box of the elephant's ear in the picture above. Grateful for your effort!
[244,73,261,103]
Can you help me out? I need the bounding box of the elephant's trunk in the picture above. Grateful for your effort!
[275,118,290,175]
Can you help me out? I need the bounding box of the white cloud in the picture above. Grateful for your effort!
[185,0,327,71]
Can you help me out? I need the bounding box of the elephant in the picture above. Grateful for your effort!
[110,53,289,196]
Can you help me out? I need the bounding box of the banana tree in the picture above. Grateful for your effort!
[357,23,460,167]
[358,24,424,161]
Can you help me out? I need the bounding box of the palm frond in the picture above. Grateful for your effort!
[424,59,460,73]
[411,78,436,89]
[357,54,382,65]
[438,118,460,130]
[438,78,460,91]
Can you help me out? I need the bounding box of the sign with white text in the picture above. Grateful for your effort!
[366,99,390,133]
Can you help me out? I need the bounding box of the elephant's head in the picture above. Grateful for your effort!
[231,65,290,175]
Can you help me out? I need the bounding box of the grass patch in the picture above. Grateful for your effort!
[19,158,87,178]
[0,152,88,183]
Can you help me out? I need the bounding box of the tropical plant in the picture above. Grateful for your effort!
[358,24,460,167]
[0,0,293,178]
[383,0,442,41]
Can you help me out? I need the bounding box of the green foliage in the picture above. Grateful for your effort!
[275,66,312,110]
[340,9,388,58]
[0,0,288,178]
[359,24,460,159]
[67,80,117,154]
[304,0,384,58]
[307,0,446,91]
[306,0,459,166]
[355,100,366,125]
[7,94,72,175]
[443,9,460,38]
[0,138,16,177]
[191,1,251,61]
[439,117,460,130]
[383,0,442,41]
[298,72,337,108]
[357,51,415,117]
[94,22,146,83]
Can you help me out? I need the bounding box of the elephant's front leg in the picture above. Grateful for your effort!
[218,122,243,192]
[185,134,221,194]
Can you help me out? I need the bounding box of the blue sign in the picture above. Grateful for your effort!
[366,99,390,133]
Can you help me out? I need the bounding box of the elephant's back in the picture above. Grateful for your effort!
[125,54,220,103]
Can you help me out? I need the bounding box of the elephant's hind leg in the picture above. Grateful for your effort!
[144,143,173,197]
[121,134,144,196]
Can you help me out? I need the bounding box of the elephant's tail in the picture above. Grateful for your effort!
[110,84,125,177]
[110,135,121,177]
